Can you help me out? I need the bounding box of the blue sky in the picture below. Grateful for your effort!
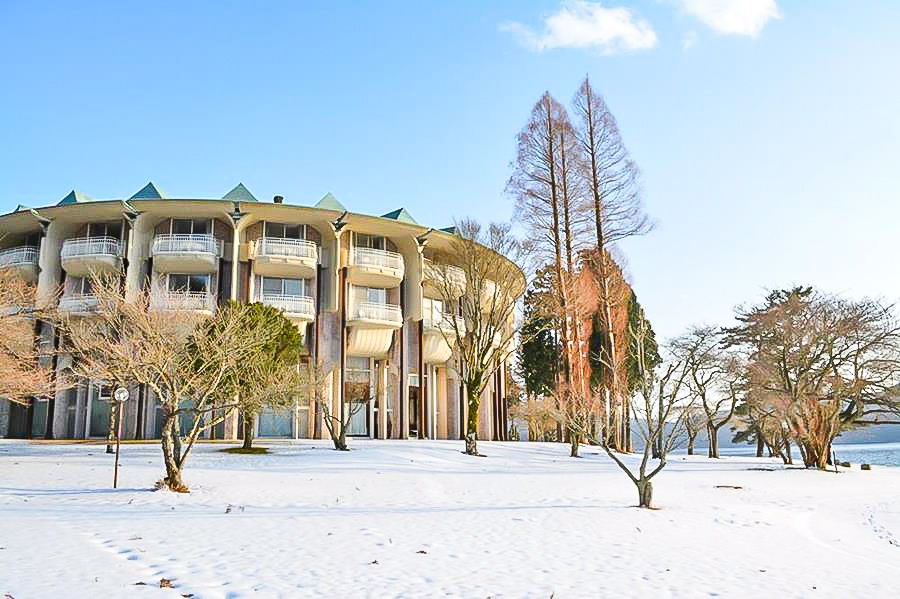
[2,1,898,339]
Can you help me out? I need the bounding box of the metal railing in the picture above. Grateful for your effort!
[151,234,222,257]
[258,293,315,318]
[352,247,403,271]
[423,260,465,286]
[58,294,100,313]
[352,301,402,324]
[61,237,122,259]
[0,246,39,268]
[151,291,216,312]
[254,237,317,261]
[423,311,462,334]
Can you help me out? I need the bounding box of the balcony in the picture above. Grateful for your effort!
[0,246,40,283]
[346,300,403,357]
[348,247,404,288]
[57,294,100,316]
[60,237,123,277]
[423,260,466,299]
[251,238,318,279]
[151,291,216,314]
[258,293,315,324]
[151,234,222,274]
[422,312,464,364]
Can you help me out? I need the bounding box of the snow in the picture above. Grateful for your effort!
[1,440,898,598]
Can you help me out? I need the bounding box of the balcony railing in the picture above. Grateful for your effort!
[352,247,403,271]
[151,234,222,257]
[424,311,462,335]
[352,301,402,324]
[61,237,122,259]
[151,291,216,312]
[58,294,100,314]
[254,238,317,261]
[424,260,465,285]
[0,246,39,269]
[258,293,315,318]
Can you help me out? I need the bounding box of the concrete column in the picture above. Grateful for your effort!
[125,214,152,301]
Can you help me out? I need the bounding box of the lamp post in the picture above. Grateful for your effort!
[113,387,129,489]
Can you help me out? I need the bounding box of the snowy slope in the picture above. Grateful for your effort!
[1,440,898,598]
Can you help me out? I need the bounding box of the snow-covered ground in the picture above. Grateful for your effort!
[1,440,898,598]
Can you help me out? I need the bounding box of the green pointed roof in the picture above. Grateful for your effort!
[222,183,258,202]
[57,190,94,206]
[129,182,168,200]
[439,226,457,234]
[315,192,346,212]
[15,204,32,212]
[382,208,418,225]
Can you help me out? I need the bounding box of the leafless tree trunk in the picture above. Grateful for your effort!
[572,77,652,451]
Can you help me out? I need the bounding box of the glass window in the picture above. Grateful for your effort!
[264,223,303,239]
[284,278,304,296]
[168,274,208,293]
[265,222,285,238]
[367,287,387,303]
[169,274,189,291]
[172,219,193,235]
[189,275,209,293]
[262,277,283,296]
[262,277,306,296]
[172,219,209,235]
[356,233,385,250]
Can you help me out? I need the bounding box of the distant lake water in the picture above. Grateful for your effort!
[712,442,900,468]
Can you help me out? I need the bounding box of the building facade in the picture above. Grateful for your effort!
[0,183,515,443]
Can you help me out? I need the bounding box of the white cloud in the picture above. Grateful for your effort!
[500,1,657,54]
[675,0,781,37]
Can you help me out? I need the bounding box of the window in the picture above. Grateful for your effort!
[261,277,308,297]
[172,219,210,235]
[355,233,385,250]
[71,276,93,295]
[168,274,210,293]
[265,222,303,239]
[87,222,122,238]
[367,287,387,303]
[424,297,444,322]
[345,356,372,437]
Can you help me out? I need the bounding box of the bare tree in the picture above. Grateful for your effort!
[0,270,57,404]
[62,276,274,491]
[671,326,742,458]
[584,319,690,508]
[430,219,525,456]
[303,360,372,451]
[508,92,594,456]
[725,287,900,469]
[572,77,652,449]
[681,400,706,456]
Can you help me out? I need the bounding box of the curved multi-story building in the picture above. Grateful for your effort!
[0,182,514,443]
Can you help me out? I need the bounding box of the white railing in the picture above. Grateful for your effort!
[151,234,222,257]
[0,246,39,268]
[424,260,465,286]
[254,237,317,261]
[258,293,315,318]
[352,247,403,271]
[61,237,122,259]
[58,294,100,314]
[151,291,216,312]
[424,312,462,334]
[352,301,402,324]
